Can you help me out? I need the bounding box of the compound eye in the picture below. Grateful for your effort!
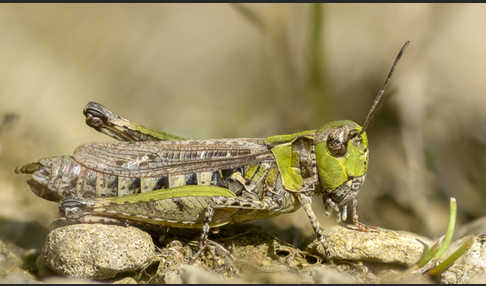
[327,127,347,157]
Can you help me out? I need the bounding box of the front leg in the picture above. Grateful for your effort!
[297,193,326,243]
[350,198,379,232]
[325,198,342,223]
[323,196,378,232]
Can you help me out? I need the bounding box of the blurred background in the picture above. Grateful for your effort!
[1,3,486,249]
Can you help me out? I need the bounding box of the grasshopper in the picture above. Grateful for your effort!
[16,41,410,258]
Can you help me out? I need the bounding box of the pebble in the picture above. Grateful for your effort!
[307,224,432,266]
[40,224,155,280]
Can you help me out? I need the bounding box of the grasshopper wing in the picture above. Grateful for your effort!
[72,138,274,177]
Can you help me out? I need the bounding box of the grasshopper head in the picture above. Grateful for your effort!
[314,120,368,205]
[312,41,410,207]
[15,156,79,202]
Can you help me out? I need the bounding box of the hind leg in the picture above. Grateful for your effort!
[189,206,214,262]
[187,206,235,264]
[83,101,184,142]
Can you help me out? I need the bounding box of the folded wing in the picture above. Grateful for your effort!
[72,138,274,177]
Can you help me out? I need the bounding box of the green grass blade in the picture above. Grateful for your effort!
[426,235,474,276]
[415,197,457,268]
[433,197,457,261]
[416,238,442,268]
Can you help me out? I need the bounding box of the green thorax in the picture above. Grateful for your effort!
[264,130,316,192]
[264,120,369,193]
[264,129,316,146]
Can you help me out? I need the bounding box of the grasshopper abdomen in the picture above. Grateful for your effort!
[19,141,275,202]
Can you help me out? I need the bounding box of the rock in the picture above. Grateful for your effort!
[306,225,432,266]
[469,273,486,283]
[147,239,242,284]
[0,240,38,283]
[149,224,362,283]
[457,216,486,237]
[377,268,433,284]
[309,265,361,283]
[0,271,38,284]
[440,234,486,283]
[0,240,22,277]
[178,264,244,283]
[40,224,155,280]
[150,240,189,284]
[269,239,323,268]
[113,277,138,284]
[35,223,438,282]
[42,276,99,284]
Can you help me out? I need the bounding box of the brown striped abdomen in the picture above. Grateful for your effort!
[31,156,254,200]
[89,166,249,198]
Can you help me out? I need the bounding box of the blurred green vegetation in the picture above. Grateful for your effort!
[1,3,486,248]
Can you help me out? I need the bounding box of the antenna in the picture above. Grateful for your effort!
[360,40,410,135]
